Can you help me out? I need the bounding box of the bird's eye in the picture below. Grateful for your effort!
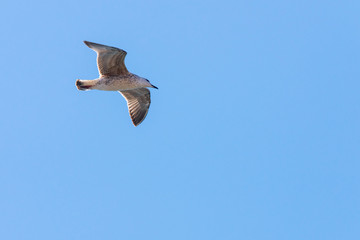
[146,79,150,82]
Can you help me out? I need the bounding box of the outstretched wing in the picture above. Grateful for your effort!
[119,88,151,126]
[84,41,129,76]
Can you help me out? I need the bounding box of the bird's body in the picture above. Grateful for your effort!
[77,74,150,91]
[76,41,158,126]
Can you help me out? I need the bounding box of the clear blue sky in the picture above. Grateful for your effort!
[1,0,359,239]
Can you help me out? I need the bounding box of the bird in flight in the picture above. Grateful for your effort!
[76,41,158,126]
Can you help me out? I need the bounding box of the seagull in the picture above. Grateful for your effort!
[76,41,158,126]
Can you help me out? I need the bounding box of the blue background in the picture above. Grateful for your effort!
[1,0,359,239]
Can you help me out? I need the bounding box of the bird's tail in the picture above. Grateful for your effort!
[76,79,97,90]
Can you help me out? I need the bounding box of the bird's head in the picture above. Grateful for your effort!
[143,78,158,89]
